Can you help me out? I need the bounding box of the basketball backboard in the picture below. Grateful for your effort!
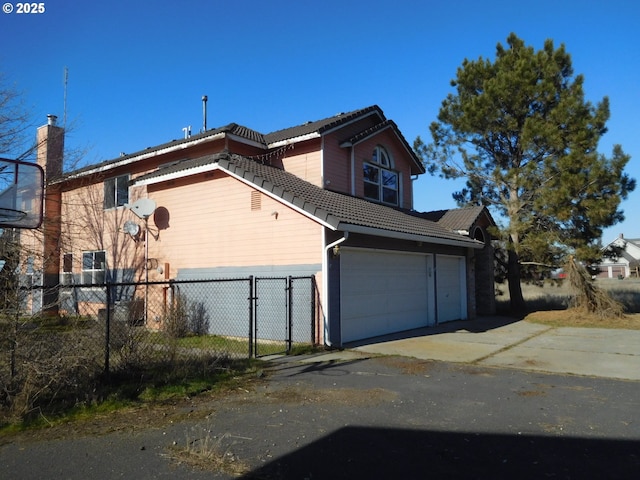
[0,158,44,229]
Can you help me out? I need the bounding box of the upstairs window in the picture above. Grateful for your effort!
[82,250,106,285]
[104,174,129,209]
[363,146,398,205]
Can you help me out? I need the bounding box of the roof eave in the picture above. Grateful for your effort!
[340,223,484,249]
[134,162,220,186]
[226,132,267,149]
[267,131,321,148]
[60,132,226,183]
[319,108,383,137]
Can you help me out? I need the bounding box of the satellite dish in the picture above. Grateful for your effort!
[128,198,156,219]
[123,220,140,238]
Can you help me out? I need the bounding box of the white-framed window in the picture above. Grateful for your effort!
[24,256,35,288]
[363,146,398,205]
[62,253,73,285]
[82,250,106,285]
[104,174,129,209]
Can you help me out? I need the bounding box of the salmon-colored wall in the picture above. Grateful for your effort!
[322,128,414,209]
[59,183,145,277]
[146,171,323,279]
[54,172,326,342]
[279,140,323,188]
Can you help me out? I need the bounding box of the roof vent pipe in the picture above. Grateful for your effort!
[202,95,208,132]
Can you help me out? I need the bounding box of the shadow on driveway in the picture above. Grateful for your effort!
[241,425,640,479]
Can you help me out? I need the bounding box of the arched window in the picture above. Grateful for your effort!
[472,226,485,243]
[363,146,398,205]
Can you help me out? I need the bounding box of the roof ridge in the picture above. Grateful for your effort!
[263,105,383,144]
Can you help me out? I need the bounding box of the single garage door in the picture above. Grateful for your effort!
[340,248,435,343]
[436,255,467,323]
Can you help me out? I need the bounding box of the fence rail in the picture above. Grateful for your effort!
[1,275,319,417]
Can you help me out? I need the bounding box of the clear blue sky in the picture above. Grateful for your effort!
[1,0,638,242]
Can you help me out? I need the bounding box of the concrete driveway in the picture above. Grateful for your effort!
[316,316,640,381]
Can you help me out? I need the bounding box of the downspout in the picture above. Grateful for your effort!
[322,230,349,347]
[409,174,419,210]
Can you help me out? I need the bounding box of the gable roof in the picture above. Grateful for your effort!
[263,106,383,145]
[62,123,265,180]
[600,236,640,265]
[419,206,495,233]
[62,105,424,180]
[265,105,424,174]
[134,152,482,249]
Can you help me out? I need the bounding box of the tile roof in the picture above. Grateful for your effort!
[419,206,489,231]
[263,106,384,145]
[63,123,244,178]
[134,153,482,248]
[62,105,425,179]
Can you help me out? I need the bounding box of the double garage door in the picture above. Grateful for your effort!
[340,248,466,343]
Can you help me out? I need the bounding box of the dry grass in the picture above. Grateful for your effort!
[169,430,250,477]
[498,278,640,329]
[524,309,640,329]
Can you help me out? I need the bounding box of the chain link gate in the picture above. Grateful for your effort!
[253,277,289,357]
[252,276,316,357]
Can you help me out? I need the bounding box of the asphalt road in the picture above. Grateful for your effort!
[2,355,639,479]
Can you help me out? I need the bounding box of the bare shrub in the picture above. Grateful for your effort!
[2,320,103,422]
[163,293,189,339]
[164,294,210,338]
[188,301,210,336]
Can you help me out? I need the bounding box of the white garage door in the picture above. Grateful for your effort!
[436,255,467,323]
[340,249,435,343]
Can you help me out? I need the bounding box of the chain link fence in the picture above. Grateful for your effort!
[1,276,319,420]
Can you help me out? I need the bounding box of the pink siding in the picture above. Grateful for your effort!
[320,114,382,195]
[59,184,146,278]
[323,128,415,209]
[322,133,351,193]
[146,171,323,278]
[280,140,323,187]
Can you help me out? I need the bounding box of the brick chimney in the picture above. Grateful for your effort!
[36,114,64,316]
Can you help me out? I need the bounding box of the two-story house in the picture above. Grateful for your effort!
[33,105,494,347]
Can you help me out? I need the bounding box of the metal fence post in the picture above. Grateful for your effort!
[310,275,317,345]
[248,275,254,358]
[104,282,111,376]
[287,276,293,353]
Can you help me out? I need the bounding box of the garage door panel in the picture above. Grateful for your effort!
[436,255,466,323]
[341,249,432,343]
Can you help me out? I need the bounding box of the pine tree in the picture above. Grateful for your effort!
[415,33,635,312]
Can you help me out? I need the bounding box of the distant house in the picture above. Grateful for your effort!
[595,234,640,278]
[25,105,495,347]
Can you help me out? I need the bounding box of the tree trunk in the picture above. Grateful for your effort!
[507,248,526,312]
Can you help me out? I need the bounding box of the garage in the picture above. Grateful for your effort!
[340,248,436,343]
[435,255,467,323]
